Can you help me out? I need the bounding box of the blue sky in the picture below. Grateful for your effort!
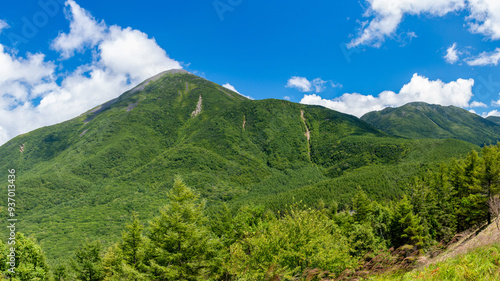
[0,0,499,144]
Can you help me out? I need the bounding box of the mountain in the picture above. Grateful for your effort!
[487,116,500,125]
[361,102,500,146]
[0,71,477,260]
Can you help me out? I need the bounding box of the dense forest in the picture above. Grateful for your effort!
[1,143,499,280]
[0,71,481,264]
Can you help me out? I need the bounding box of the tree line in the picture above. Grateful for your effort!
[1,143,499,280]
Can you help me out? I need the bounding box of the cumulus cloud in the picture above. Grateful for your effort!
[485,110,500,117]
[283,96,291,101]
[348,0,465,48]
[349,0,500,48]
[99,26,181,81]
[469,101,488,107]
[286,76,312,92]
[445,43,460,64]
[467,0,500,39]
[0,0,181,145]
[466,48,500,66]
[300,73,475,117]
[51,0,106,58]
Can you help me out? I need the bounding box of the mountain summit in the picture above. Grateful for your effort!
[361,102,500,146]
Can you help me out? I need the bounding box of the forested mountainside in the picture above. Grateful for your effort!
[0,70,496,280]
[361,102,500,146]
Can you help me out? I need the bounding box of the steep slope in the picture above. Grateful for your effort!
[0,71,477,260]
[487,116,500,125]
[361,102,500,146]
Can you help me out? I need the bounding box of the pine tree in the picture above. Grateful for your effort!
[146,176,221,280]
[352,187,373,223]
[480,145,500,224]
[121,212,146,270]
[71,240,104,281]
[391,196,426,248]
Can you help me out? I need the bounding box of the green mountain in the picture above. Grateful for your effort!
[486,116,500,125]
[361,102,500,146]
[0,71,477,260]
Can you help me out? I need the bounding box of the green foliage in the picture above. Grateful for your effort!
[0,233,49,281]
[361,101,500,146]
[52,261,68,281]
[146,177,221,280]
[101,213,148,280]
[71,240,104,281]
[0,71,480,263]
[227,207,357,280]
[390,197,426,249]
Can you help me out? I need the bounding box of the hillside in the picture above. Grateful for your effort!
[487,115,500,125]
[361,102,500,146]
[0,71,477,260]
[368,222,500,280]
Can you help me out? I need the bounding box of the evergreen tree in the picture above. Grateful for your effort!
[146,176,221,280]
[121,212,146,270]
[351,187,373,223]
[480,145,500,224]
[71,240,104,281]
[391,196,426,248]
[102,213,149,280]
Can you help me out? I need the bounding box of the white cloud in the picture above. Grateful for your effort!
[283,96,291,101]
[349,0,500,48]
[0,0,181,145]
[99,26,181,81]
[300,73,475,117]
[222,83,253,100]
[466,48,500,66]
[485,110,500,117]
[222,83,240,94]
[0,20,8,34]
[286,76,334,93]
[467,0,500,39]
[51,0,106,58]
[312,78,328,93]
[492,99,500,107]
[469,101,488,107]
[469,109,477,114]
[348,0,465,48]
[445,43,460,64]
[286,76,312,92]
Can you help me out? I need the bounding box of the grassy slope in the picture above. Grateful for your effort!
[0,72,478,261]
[367,221,500,280]
[366,244,500,280]
[361,102,500,146]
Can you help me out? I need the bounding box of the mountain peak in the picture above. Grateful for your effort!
[361,102,500,146]
[129,69,190,94]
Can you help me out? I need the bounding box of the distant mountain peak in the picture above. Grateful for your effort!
[361,102,500,146]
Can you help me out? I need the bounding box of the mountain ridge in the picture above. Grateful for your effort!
[361,102,500,146]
